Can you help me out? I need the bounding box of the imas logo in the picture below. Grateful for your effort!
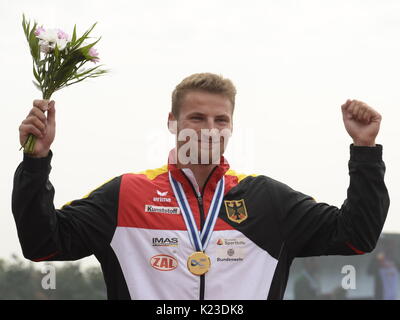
[150,254,178,271]
[152,237,179,247]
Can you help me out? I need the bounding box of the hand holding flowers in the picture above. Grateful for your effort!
[21,14,108,154]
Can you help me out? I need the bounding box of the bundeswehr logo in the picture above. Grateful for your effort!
[224,199,248,224]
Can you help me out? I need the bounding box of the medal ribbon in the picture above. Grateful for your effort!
[169,171,225,252]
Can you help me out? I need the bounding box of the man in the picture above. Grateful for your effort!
[368,238,400,300]
[13,73,389,300]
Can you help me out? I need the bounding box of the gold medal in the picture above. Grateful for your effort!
[187,251,211,276]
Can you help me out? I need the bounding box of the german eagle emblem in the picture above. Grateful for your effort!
[224,199,248,224]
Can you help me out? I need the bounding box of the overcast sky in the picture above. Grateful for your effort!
[1,0,399,268]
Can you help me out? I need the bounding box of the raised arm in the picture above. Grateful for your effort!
[281,99,390,257]
[13,99,120,261]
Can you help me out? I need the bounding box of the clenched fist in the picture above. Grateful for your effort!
[341,99,381,147]
[19,99,56,158]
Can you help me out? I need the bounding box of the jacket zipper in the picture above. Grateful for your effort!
[181,166,218,300]
[196,194,206,301]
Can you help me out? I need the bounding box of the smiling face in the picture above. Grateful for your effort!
[168,90,233,165]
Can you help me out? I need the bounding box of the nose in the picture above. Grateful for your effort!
[199,124,221,143]
[204,117,215,130]
[197,117,216,141]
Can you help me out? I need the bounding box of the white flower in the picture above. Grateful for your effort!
[55,38,68,51]
[36,28,70,52]
[38,39,52,53]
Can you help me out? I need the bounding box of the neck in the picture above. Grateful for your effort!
[177,162,218,192]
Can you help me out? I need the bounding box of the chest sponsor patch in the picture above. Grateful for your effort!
[145,205,181,215]
[150,254,178,271]
[216,238,246,246]
[153,190,172,202]
[152,237,179,247]
[216,247,246,262]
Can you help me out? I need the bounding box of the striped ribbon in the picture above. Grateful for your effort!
[169,171,225,252]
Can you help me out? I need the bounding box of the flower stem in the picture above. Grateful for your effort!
[20,91,51,154]
[20,133,36,154]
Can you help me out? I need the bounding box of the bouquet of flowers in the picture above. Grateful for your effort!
[21,14,108,153]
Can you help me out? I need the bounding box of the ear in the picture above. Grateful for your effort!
[168,112,177,134]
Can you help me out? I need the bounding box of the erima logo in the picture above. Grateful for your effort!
[153,190,171,202]
[152,237,179,247]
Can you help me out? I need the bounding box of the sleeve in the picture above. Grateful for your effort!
[278,144,390,258]
[11,150,121,261]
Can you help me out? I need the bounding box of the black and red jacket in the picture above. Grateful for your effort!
[12,145,389,299]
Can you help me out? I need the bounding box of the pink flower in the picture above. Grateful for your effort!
[89,47,100,63]
[57,29,69,40]
[34,26,45,36]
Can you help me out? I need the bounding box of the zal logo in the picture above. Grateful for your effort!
[150,254,178,271]
[153,190,172,203]
[152,237,179,247]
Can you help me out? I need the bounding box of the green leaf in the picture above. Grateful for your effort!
[70,22,98,51]
[78,38,101,60]
[22,14,27,35]
[51,50,87,86]
[32,65,41,83]
[29,32,40,62]
[54,45,60,60]
[37,58,48,68]
[71,24,77,44]
[22,14,30,39]
[23,15,40,63]
[73,65,102,78]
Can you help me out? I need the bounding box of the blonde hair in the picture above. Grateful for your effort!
[171,73,237,117]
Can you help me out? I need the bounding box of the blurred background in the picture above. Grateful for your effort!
[1,0,399,299]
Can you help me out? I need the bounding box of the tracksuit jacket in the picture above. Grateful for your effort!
[11,145,390,299]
